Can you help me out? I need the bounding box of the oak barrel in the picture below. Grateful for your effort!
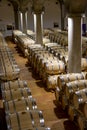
[55,86,60,102]
[65,80,87,100]
[45,60,65,74]
[1,79,28,91]
[4,97,37,114]
[2,87,32,101]
[76,111,86,130]
[72,88,87,109]
[6,110,45,130]
[57,72,87,90]
[33,127,51,130]
[68,105,76,121]
[0,46,20,81]
[46,75,59,89]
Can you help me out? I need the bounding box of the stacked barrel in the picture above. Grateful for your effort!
[27,43,66,90]
[13,30,50,58]
[44,37,87,72]
[12,30,62,90]
[12,29,87,129]
[0,46,20,81]
[0,32,20,130]
[12,30,23,43]
[47,29,87,58]
[55,72,87,130]
[14,33,35,57]
[1,79,50,130]
[48,31,68,46]
[0,32,20,82]
[43,42,68,68]
[0,32,50,130]
[82,37,87,58]
[13,29,87,91]
[27,29,35,40]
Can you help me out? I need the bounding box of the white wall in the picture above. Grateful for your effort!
[43,1,61,29]
[0,0,14,36]
[27,1,61,31]
[0,0,61,35]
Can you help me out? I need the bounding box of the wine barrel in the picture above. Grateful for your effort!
[30,48,45,66]
[56,35,61,43]
[57,72,87,90]
[49,46,61,53]
[81,58,87,71]
[54,48,67,59]
[49,35,55,42]
[2,88,32,102]
[76,111,86,130]
[0,32,7,47]
[61,94,68,110]
[32,48,46,60]
[33,127,51,130]
[34,51,49,65]
[28,44,42,54]
[40,56,57,69]
[35,53,51,73]
[55,87,60,102]
[74,102,87,119]
[0,47,20,81]
[61,37,68,46]
[6,110,45,130]
[43,37,50,44]
[61,55,68,65]
[79,101,87,119]
[59,37,64,45]
[1,79,28,91]
[44,42,58,50]
[46,75,59,89]
[47,46,58,52]
[52,49,64,57]
[4,97,37,114]
[41,71,47,83]
[68,105,87,130]
[16,34,35,47]
[72,88,87,109]
[68,102,87,121]
[59,57,87,71]
[68,105,76,121]
[65,80,87,100]
[29,47,45,62]
[45,60,65,74]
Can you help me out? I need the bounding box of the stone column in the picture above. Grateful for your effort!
[18,11,23,31]
[33,14,36,33]
[18,9,28,33]
[68,14,82,73]
[33,11,44,45]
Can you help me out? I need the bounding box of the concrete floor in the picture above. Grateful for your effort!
[5,37,79,130]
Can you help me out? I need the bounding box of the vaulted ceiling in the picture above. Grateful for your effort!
[8,0,87,14]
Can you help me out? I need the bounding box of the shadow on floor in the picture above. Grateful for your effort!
[54,103,68,119]
[5,36,13,42]
[15,46,25,57]
[63,120,79,130]
[0,108,7,130]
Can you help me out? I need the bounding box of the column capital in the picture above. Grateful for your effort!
[31,6,45,14]
[67,13,83,18]
[19,7,28,13]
